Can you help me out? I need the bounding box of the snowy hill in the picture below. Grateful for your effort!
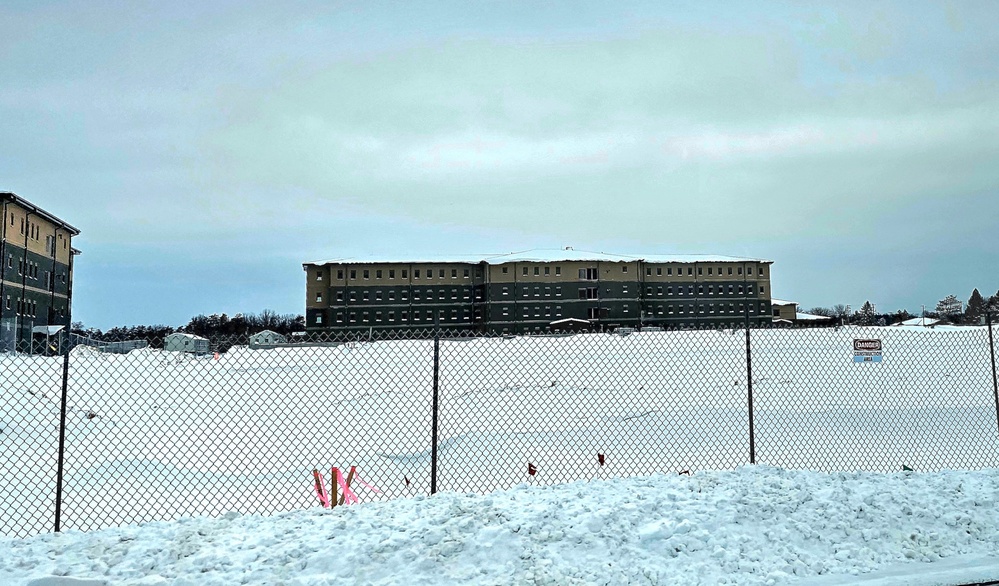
[4,466,999,585]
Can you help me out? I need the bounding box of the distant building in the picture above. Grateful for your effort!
[770,299,798,323]
[303,249,774,335]
[164,333,210,354]
[0,192,80,350]
[249,330,288,348]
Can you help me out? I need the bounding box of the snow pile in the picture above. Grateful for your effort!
[4,466,999,585]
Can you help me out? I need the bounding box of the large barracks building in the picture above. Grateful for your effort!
[304,249,773,335]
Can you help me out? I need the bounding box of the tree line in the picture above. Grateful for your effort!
[807,288,999,326]
[72,310,306,342]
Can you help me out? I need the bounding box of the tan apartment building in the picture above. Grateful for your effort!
[0,192,80,349]
[304,249,773,335]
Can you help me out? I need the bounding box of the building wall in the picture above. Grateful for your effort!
[0,195,79,346]
[305,256,773,335]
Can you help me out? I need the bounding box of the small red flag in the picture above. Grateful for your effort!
[528,463,537,476]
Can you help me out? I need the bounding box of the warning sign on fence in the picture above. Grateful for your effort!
[853,339,883,363]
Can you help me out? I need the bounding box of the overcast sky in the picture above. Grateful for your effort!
[2,1,997,328]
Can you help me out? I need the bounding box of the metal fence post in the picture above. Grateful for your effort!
[431,312,440,495]
[745,322,756,465]
[987,312,999,443]
[54,350,70,532]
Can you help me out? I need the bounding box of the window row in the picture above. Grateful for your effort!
[644,265,761,277]
[317,308,478,325]
[644,284,763,297]
[322,288,479,303]
[6,295,40,318]
[7,254,64,285]
[501,266,564,277]
[644,302,769,316]
[319,267,475,281]
[500,305,564,319]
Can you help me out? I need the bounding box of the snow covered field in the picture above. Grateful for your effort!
[4,466,999,585]
[3,327,998,540]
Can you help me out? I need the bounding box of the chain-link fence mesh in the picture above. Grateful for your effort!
[2,322,998,538]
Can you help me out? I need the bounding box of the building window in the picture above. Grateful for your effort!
[555,305,562,317]
[316,293,322,303]
[375,311,382,322]
[439,269,445,278]
[646,268,652,276]
[688,267,693,276]
[534,286,540,297]
[414,290,421,301]
[502,267,509,274]
[389,269,395,279]
[587,307,601,320]
[623,305,629,313]
[544,266,550,276]
[402,269,408,278]
[388,311,395,322]
[502,306,509,316]
[315,314,323,324]
[349,270,357,280]
[622,265,628,273]
[376,291,383,301]
[578,287,598,299]
[414,269,421,279]
[388,291,395,301]
[316,271,323,281]
[523,267,529,276]
[738,267,743,275]
[336,312,344,322]
[451,289,457,300]
[464,268,470,278]
[555,266,561,276]
[534,267,540,276]
[555,287,562,297]
[545,287,551,297]
[579,268,598,280]
[439,290,445,300]
[401,290,409,301]
[748,267,754,275]
[502,286,509,296]
[657,267,663,276]
[748,285,754,295]
[402,311,408,321]
[451,269,457,278]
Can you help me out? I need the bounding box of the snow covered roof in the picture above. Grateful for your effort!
[306,249,772,266]
[166,332,208,341]
[770,298,797,307]
[795,312,835,321]
[32,325,65,335]
[895,317,941,327]
[549,318,592,325]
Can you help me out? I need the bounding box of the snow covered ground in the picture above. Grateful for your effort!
[4,466,999,585]
[3,327,998,539]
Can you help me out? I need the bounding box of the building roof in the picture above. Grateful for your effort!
[795,312,835,321]
[770,298,797,307]
[0,192,80,235]
[895,317,941,327]
[305,248,772,267]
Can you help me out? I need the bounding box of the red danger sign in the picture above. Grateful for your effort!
[853,339,882,351]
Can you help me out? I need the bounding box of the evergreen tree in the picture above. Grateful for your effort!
[966,288,986,324]
[855,301,877,325]
[935,295,963,320]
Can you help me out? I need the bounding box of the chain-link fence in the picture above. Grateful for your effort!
[2,321,999,538]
